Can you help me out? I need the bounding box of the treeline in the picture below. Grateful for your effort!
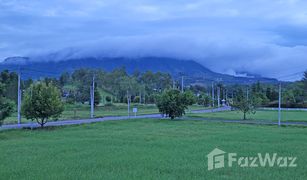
[187,73,307,108]
[52,68,172,104]
[1,68,306,108]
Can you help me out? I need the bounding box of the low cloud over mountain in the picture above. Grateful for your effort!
[1,0,307,80]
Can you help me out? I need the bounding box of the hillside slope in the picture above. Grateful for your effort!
[0,56,278,85]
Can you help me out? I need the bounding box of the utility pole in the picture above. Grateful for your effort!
[278,83,282,127]
[127,90,130,118]
[139,90,142,104]
[212,82,215,108]
[217,87,220,108]
[144,89,146,104]
[181,76,184,93]
[17,68,21,125]
[90,75,95,118]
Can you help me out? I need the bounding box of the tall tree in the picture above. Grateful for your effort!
[0,83,15,126]
[22,82,64,128]
[93,85,101,106]
[303,71,307,91]
[59,72,71,86]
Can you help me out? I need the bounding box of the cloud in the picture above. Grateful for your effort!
[0,0,307,80]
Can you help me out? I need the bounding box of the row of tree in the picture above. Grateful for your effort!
[0,69,306,126]
[58,68,173,105]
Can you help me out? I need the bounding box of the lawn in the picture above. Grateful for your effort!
[4,103,208,125]
[4,103,159,124]
[187,110,307,122]
[0,119,306,179]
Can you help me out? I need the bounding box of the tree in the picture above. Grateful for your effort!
[134,96,140,103]
[59,72,70,86]
[198,93,211,107]
[303,71,307,83]
[303,71,307,96]
[22,82,64,128]
[232,88,256,120]
[156,89,195,119]
[0,83,14,126]
[105,96,112,103]
[183,90,196,106]
[93,88,101,106]
[0,70,18,103]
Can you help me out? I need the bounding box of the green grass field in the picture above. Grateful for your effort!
[187,110,307,122]
[0,119,306,179]
[4,104,208,125]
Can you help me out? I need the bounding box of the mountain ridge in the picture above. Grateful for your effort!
[0,56,278,85]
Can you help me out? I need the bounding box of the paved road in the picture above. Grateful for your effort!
[1,107,231,130]
[4,106,306,130]
[0,114,162,130]
[189,106,231,113]
[259,107,307,111]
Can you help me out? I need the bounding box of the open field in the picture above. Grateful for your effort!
[1,119,306,179]
[4,104,208,125]
[187,110,307,122]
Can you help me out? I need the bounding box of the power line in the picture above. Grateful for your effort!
[275,71,305,79]
[21,67,61,76]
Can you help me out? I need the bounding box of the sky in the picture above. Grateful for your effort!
[0,0,307,80]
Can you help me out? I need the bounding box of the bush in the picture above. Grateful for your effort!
[0,99,15,126]
[156,90,196,119]
[105,96,112,103]
[134,96,140,103]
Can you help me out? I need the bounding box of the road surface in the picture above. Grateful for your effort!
[3,106,306,130]
[0,107,231,130]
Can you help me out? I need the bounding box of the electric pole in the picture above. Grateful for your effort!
[90,75,95,118]
[17,68,21,125]
[139,90,142,104]
[217,86,220,108]
[212,82,215,108]
[127,90,130,118]
[278,83,282,127]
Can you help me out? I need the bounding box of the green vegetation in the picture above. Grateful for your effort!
[1,119,306,179]
[3,104,207,125]
[1,68,306,125]
[187,110,307,122]
[0,83,14,125]
[63,68,172,104]
[232,87,257,120]
[61,103,159,119]
[156,90,196,119]
[22,82,64,127]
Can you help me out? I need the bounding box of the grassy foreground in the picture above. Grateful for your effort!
[1,119,307,179]
[187,110,307,122]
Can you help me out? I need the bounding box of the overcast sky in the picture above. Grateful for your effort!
[1,0,307,80]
